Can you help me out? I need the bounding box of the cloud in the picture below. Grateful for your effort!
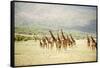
[15,2,97,32]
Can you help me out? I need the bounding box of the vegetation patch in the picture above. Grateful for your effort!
[15,34,33,41]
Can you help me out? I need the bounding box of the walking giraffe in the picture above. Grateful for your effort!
[66,35,73,47]
[61,29,68,49]
[45,36,52,49]
[49,30,57,48]
[69,34,76,45]
[90,36,97,50]
[56,33,62,50]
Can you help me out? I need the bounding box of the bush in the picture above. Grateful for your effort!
[15,35,33,41]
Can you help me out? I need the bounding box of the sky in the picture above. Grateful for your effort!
[15,2,97,33]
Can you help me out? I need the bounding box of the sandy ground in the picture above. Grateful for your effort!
[15,39,96,66]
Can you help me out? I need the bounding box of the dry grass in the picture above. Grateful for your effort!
[15,39,96,66]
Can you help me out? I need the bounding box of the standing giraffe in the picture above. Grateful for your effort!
[49,30,57,48]
[41,36,47,48]
[39,39,43,48]
[56,33,62,49]
[69,34,76,45]
[45,36,52,49]
[61,29,68,49]
[66,35,73,47]
[90,36,97,50]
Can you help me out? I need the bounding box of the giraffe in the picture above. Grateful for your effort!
[61,29,68,49]
[69,34,76,45]
[56,33,62,50]
[66,35,73,47]
[45,36,52,49]
[49,30,57,48]
[41,36,47,48]
[90,36,97,50]
[39,39,43,48]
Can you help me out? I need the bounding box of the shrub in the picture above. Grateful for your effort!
[15,35,33,41]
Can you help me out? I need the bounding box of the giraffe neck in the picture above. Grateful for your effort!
[49,30,56,41]
[57,34,61,41]
[70,35,74,41]
[61,31,66,40]
[91,37,95,43]
[87,38,90,43]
